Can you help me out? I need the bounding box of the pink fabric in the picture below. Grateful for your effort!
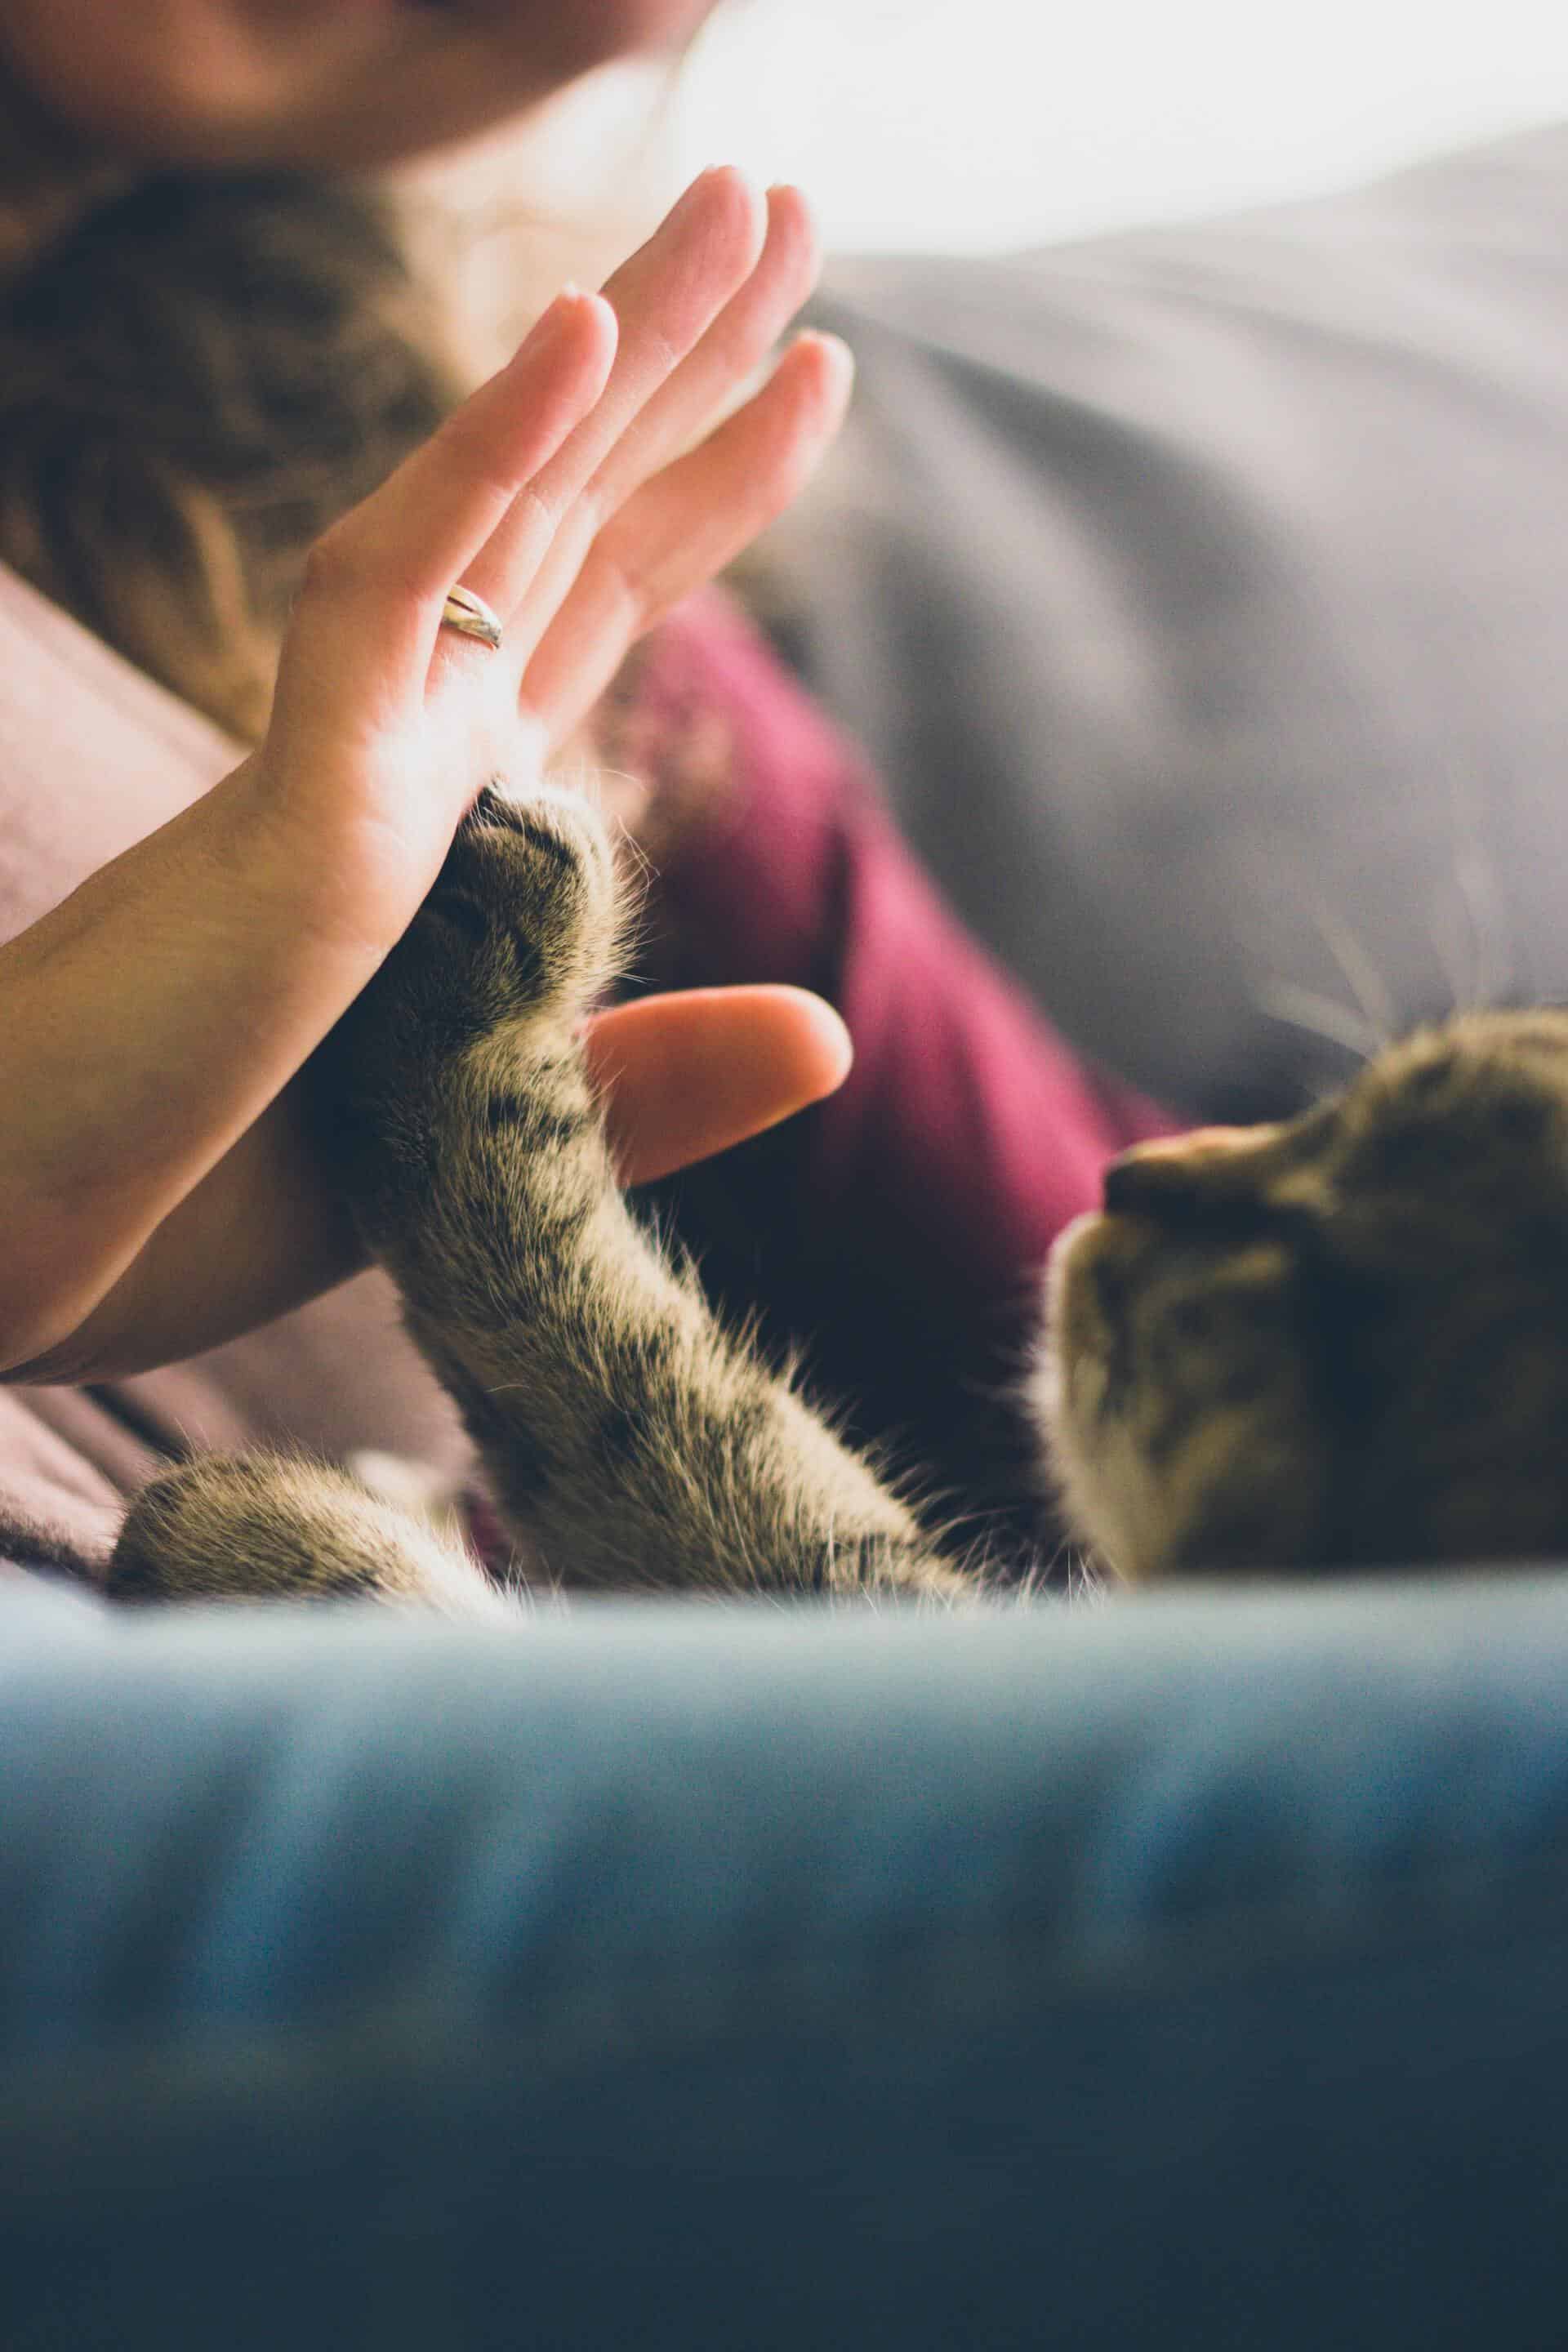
[0,564,238,939]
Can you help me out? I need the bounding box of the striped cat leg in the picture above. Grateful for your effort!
[323,787,964,1602]
[105,1452,515,1615]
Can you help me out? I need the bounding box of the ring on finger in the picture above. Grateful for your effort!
[440,584,504,651]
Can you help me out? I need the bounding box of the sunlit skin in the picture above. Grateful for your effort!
[0,5,858,1380]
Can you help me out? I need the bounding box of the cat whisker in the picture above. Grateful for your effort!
[1256,982,1381,1062]
[1388,747,1517,1020]
[1305,893,1398,1050]
[1442,844,1511,1016]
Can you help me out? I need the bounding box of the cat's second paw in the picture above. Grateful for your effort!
[106,1453,514,1616]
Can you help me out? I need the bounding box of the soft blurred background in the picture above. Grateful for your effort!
[514,0,1568,256]
[410,0,1568,359]
[666,0,1568,250]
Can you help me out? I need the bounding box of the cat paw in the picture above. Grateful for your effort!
[419,782,620,1036]
[315,781,619,1148]
[106,1453,514,1615]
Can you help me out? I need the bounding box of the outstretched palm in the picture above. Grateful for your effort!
[262,169,849,943]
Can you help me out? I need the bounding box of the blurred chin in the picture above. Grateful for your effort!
[0,0,719,169]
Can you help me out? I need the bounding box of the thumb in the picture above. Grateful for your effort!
[585,986,853,1187]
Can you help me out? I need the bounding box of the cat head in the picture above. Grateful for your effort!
[1037,1011,1568,1581]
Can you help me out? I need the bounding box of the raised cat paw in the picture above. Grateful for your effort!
[313,781,620,1208]
[417,782,621,1036]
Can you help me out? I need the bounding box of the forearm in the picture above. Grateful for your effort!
[0,765,391,1377]
[7,1080,363,1384]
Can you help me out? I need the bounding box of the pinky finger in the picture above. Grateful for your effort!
[519,331,854,748]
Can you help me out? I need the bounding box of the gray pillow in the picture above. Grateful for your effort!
[760,122,1568,1117]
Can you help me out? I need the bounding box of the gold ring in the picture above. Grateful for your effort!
[440,584,503,651]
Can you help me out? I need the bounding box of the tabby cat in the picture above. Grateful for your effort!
[107,782,1568,1609]
[1041,1007,1568,1581]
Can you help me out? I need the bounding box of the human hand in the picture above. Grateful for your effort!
[0,171,853,1381]
[257,167,851,931]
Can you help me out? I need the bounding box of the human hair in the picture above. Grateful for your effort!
[0,66,461,742]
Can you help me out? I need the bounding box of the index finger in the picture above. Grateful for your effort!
[270,287,619,748]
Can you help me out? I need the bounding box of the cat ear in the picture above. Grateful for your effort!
[1102,1124,1288,1216]
[1102,1116,1346,1225]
